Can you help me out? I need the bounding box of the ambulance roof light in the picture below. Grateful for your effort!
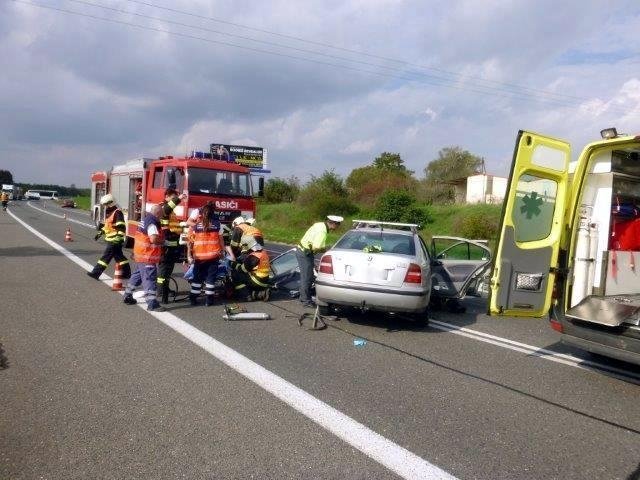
[600,127,618,139]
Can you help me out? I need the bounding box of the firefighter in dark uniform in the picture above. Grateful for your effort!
[88,194,132,280]
[157,188,186,303]
[227,215,264,261]
[231,236,271,301]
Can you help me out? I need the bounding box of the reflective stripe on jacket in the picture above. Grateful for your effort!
[245,250,271,284]
[189,223,223,261]
[103,209,126,244]
[230,224,263,250]
[133,215,162,263]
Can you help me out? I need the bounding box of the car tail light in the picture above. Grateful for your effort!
[319,255,333,274]
[549,318,564,333]
[404,263,422,284]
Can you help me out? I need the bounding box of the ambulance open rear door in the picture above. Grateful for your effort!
[489,131,570,317]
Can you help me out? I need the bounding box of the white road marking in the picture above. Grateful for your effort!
[28,201,95,229]
[8,208,457,480]
[429,319,640,384]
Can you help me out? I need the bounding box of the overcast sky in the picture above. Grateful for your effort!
[1,0,639,187]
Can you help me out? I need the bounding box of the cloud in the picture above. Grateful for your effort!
[0,0,639,188]
[341,139,376,154]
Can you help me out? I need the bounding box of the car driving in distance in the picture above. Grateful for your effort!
[60,199,77,208]
[315,220,432,321]
[24,190,41,200]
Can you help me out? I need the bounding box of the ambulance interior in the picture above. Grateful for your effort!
[567,147,640,327]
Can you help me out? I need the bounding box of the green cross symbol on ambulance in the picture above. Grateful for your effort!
[520,191,543,219]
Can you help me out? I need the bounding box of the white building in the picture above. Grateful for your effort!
[464,174,507,204]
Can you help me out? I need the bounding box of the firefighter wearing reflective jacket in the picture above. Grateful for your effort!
[187,202,223,307]
[157,188,186,303]
[123,204,165,311]
[228,215,263,260]
[232,235,271,301]
[88,194,132,280]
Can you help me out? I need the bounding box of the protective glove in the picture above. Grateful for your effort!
[94,233,102,241]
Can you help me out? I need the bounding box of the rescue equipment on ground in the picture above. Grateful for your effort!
[223,304,270,321]
[64,227,73,242]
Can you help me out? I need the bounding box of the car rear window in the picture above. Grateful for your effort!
[334,230,415,256]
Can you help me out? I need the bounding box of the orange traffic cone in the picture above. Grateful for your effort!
[112,263,124,291]
[64,227,73,242]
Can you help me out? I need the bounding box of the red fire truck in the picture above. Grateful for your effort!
[90,153,264,245]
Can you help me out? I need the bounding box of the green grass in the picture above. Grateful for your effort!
[74,195,91,210]
[71,195,502,247]
[258,202,502,247]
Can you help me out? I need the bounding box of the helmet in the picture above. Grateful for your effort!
[100,194,115,206]
[241,235,258,251]
[245,217,256,226]
[232,215,246,227]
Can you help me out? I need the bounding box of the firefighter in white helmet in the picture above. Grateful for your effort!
[227,215,263,261]
[88,194,131,280]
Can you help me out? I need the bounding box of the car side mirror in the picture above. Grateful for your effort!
[257,177,265,197]
[167,168,177,189]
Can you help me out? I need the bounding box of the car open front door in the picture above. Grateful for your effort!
[489,131,570,317]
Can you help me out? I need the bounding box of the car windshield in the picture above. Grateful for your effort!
[187,168,252,197]
[334,230,415,255]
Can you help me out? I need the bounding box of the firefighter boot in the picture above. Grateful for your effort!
[147,300,165,312]
[189,293,199,306]
[87,267,104,280]
[158,281,170,304]
[123,293,137,305]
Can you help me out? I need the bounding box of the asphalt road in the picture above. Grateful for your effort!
[2,200,640,480]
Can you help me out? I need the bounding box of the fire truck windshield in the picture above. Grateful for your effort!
[187,168,252,197]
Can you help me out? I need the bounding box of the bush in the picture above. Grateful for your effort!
[451,207,499,240]
[374,190,432,227]
[264,177,299,203]
[297,170,357,217]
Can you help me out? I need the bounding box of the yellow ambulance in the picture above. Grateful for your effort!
[489,128,640,365]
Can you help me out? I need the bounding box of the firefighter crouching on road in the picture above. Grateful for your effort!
[88,194,132,280]
[231,236,271,301]
[187,202,223,307]
[123,204,165,311]
[157,188,187,304]
[295,215,343,308]
[227,215,263,261]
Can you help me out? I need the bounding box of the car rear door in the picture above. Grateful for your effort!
[489,131,570,317]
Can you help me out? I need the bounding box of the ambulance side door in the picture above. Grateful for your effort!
[489,131,570,317]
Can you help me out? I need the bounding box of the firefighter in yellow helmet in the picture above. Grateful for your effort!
[88,194,131,280]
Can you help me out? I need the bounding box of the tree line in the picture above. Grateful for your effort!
[0,170,90,197]
[262,146,486,224]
